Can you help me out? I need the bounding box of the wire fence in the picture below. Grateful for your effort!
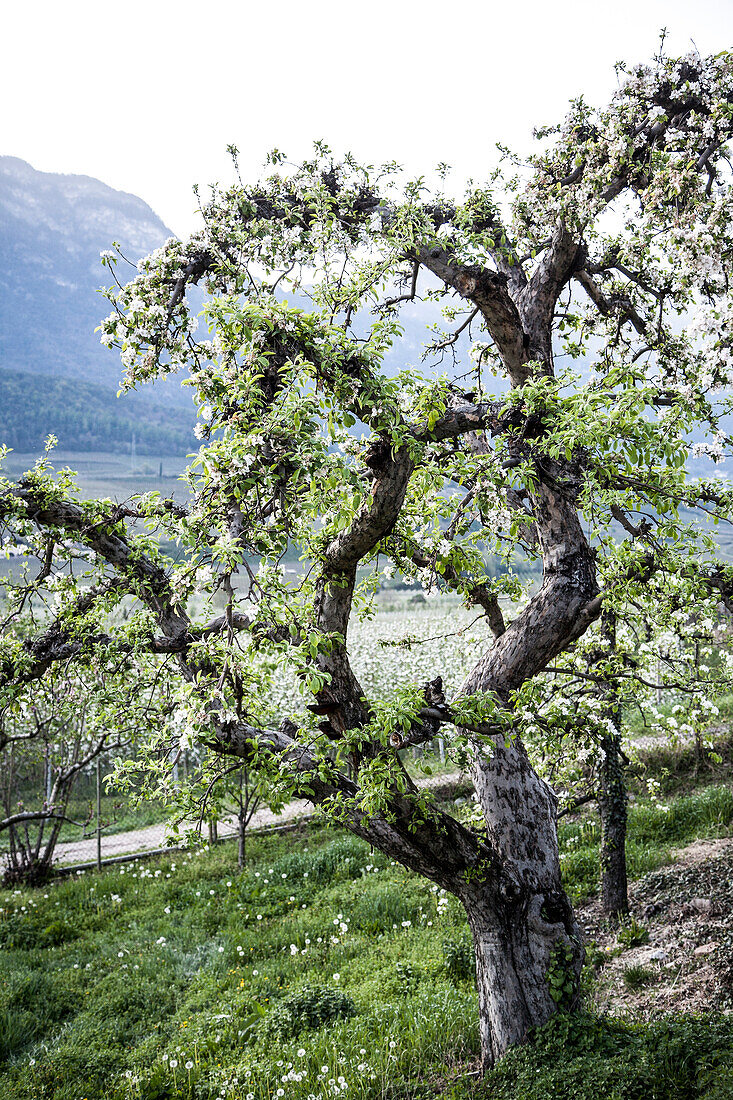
[53,816,315,877]
[50,791,314,872]
[0,750,313,881]
[2,752,464,882]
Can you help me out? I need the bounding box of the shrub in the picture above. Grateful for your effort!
[260,985,356,1041]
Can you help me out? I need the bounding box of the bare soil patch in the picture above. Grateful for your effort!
[579,836,733,1017]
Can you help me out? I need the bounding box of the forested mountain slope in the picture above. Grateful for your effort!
[0,156,195,453]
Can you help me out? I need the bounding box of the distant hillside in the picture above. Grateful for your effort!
[0,156,195,453]
[0,370,196,455]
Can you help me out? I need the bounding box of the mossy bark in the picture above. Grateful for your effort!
[598,729,629,919]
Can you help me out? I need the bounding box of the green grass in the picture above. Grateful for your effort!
[622,964,655,991]
[0,824,479,1099]
[2,784,732,1098]
[559,783,733,904]
[476,1013,733,1100]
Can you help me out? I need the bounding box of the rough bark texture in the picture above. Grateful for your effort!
[463,875,579,1068]
[598,730,629,919]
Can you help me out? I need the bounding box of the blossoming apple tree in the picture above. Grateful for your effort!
[0,608,172,884]
[525,575,733,919]
[2,45,733,1067]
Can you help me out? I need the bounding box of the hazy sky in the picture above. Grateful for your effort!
[4,0,732,237]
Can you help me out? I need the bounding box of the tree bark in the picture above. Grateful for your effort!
[463,875,582,1069]
[598,730,629,919]
[226,722,583,1068]
[596,611,629,920]
[458,732,584,1067]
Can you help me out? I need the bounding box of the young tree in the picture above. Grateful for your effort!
[529,580,733,920]
[0,656,165,883]
[2,45,733,1067]
[136,738,266,868]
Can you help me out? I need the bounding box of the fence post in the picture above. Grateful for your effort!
[45,744,52,803]
[96,759,102,872]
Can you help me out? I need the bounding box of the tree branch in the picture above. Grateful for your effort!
[415,246,529,385]
[574,270,648,335]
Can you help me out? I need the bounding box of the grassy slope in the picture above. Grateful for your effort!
[1,777,733,1100]
[559,783,733,905]
[0,826,478,1100]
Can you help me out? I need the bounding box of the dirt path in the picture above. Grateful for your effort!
[50,771,463,867]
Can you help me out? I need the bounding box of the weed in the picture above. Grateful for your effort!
[617,918,649,949]
[622,964,655,990]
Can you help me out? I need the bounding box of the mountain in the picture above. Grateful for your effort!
[0,370,196,456]
[0,156,196,454]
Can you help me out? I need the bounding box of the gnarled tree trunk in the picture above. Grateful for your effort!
[299,757,583,1069]
[461,751,583,1065]
[464,880,581,1068]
